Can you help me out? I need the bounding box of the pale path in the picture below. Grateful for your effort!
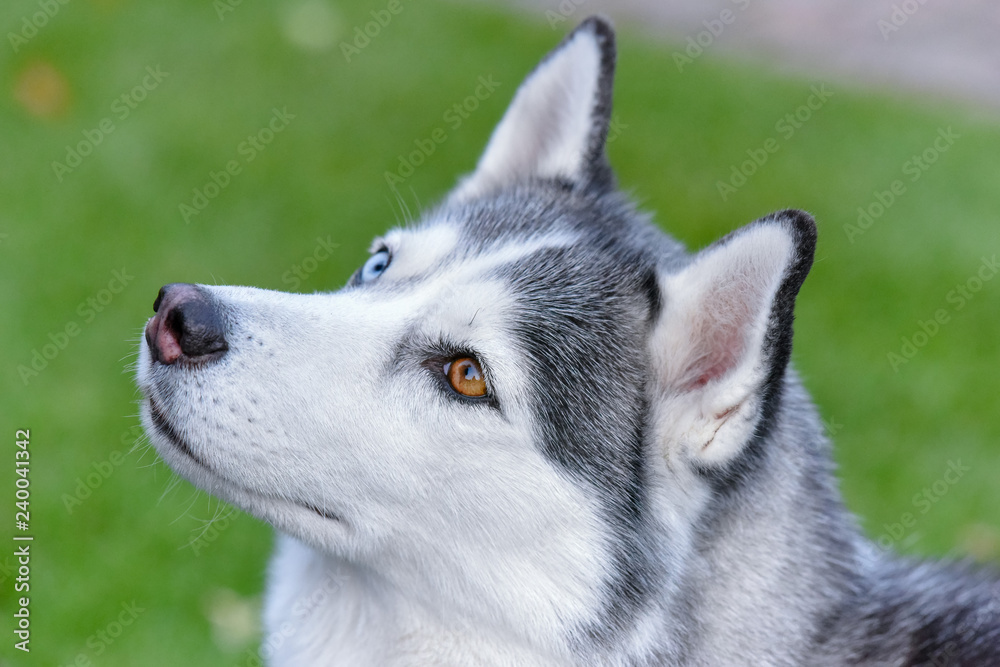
[497,0,1000,111]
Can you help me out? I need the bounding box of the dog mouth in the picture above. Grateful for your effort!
[145,396,344,524]
[148,396,207,468]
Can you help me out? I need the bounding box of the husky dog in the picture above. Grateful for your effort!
[137,16,999,666]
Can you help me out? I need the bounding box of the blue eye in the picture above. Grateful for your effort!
[359,249,391,283]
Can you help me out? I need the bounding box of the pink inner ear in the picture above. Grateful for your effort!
[682,341,743,391]
[680,283,756,392]
[689,364,730,390]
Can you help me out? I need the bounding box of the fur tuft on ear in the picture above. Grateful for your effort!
[650,210,816,465]
[449,16,616,201]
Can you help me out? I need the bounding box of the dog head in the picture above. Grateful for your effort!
[137,16,816,652]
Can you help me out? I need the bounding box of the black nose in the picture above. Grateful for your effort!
[144,283,228,365]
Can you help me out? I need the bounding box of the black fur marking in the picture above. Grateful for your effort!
[502,245,654,645]
[572,16,617,193]
[432,182,686,651]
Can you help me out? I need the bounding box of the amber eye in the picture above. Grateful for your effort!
[444,357,487,398]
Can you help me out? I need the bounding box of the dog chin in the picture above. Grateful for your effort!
[140,396,347,540]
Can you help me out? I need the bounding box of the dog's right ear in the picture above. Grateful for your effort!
[449,16,616,201]
[649,210,817,469]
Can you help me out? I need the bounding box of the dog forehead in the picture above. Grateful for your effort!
[397,229,583,336]
[385,212,581,283]
[375,184,680,349]
[380,223,460,278]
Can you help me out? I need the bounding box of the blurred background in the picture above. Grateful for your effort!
[1,0,998,664]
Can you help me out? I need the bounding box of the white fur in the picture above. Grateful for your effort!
[375,223,460,279]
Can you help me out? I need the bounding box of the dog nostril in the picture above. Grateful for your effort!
[152,285,168,313]
[145,283,228,365]
[168,298,228,357]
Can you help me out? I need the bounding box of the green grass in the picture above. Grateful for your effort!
[2,0,999,664]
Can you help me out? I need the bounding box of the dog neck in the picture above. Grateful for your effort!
[262,535,592,666]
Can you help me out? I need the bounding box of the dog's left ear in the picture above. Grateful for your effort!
[650,210,816,466]
[450,16,616,201]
